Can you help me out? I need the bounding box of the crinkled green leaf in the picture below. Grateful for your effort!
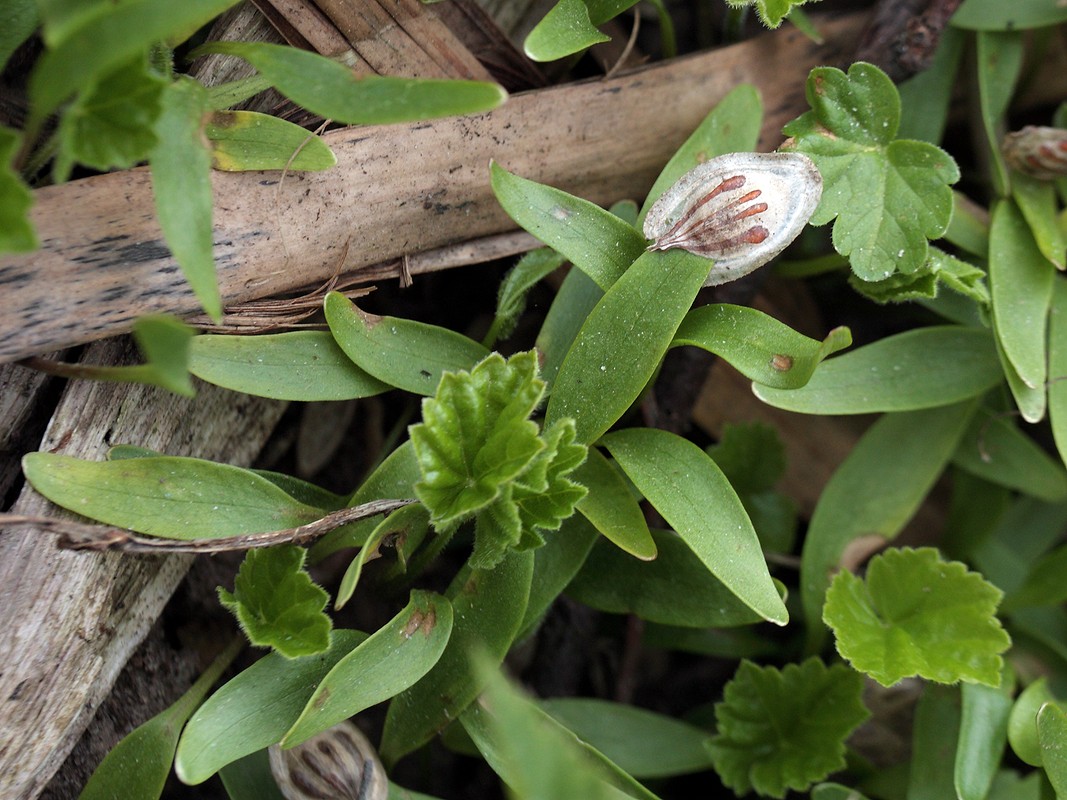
[192,41,506,124]
[176,630,367,784]
[0,0,36,73]
[673,303,851,389]
[283,591,453,746]
[0,126,36,253]
[53,56,166,183]
[1038,702,1067,796]
[956,679,1013,800]
[754,326,1002,414]
[462,661,640,800]
[708,658,869,799]
[82,638,240,800]
[219,545,331,658]
[638,84,763,225]
[573,447,655,560]
[206,110,335,171]
[783,62,960,281]
[602,428,787,625]
[989,199,1054,400]
[539,698,715,778]
[22,452,322,537]
[523,0,611,62]
[1050,279,1067,468]
[849,246,989,306]
[324,292,488,396]
[952,409,1067,502]
[724,0,816,28]
[489,162,646,292]
[488,247,567,344]
[546,248,709,444]
[801,403,976,652]
[150,77,221,322]
[823,547,1011,687]
[381,550,534,765]
[706,422,786,495]
[411,351,545,527]
[1009,678,1057,767]
[190,330,389,401]
[566,529,777,627]
[952,0,1067,30]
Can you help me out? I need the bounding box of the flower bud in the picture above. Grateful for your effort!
[1002,126,1067,180]
[269,721,388,800]
[643,151,822,287]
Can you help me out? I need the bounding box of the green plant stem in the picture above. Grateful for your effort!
[18,355,158,386]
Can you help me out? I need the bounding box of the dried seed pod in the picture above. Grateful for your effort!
[1002,126,1067,180]
[643,151,823,287]
[269,721,388,800]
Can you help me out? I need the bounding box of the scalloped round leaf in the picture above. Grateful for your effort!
[708,658,869,798]
[823,547,1011,687]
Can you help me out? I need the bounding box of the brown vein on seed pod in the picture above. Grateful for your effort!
[686,224,770,256]
[663,175,747,238]
[654,183,769,252]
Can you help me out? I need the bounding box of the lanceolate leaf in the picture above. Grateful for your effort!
[800,402,976,652]
[754,326,1002,414]
[1050,279,1067,468]
[283,591,453,746]
[523,0,611,62]
[22,452,323,538]
[672,304,851,389]
[573,447,656,560]
[910,684,962,800]
[190,331,389,401]
[1008,678,1056,767]
[823,547,1011,686]
[218,545,332,658]
[602,428,787,625]
[192,41,506,124]
[546,248,709,444]
[150,78,221,322]
[708,659,869,799]
[518,513,599,640]
[1038,703,1067,797]
[176,630,368,783]
[956,680,1013,800]
[325,292,488,396]
[207,110,336,171]
[952,0,1067,30]
[975,31,1022,195]
[783,62,960,281]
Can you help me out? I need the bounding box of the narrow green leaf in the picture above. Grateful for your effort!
[461,662,641,800]
[1050,279,1067,468]
[217,750,286,800]
[986,770,1043,800]
[800,402,976,652]
[335,504,430,609]
[189,331,389,401]
[380,550,534,765]
[707,422,788,495]
[0,0,36,73]
[955,680,1013,800]
[546,249,708,444]
[1038,702,1067,797]
[782,62,960,281]
[1013,173,1066,269]
[945,191,991,258]
[823,547,1011,686]
[523,0,612,62]
[754,326,1002,414]
[536,267,604,393]
[908,684,961,800]
[150,77,221,321]
[192,41,506,124]
[708,658,870,798]
[952,0,1067,31]
[1002,543,1067,612]
[566,529,777,627]
[995,332,1046,423]
[283,591,453,746]
[29,0,240,124]
[0,126,37,253]
[176,630,367,784]
[489,162,646,291]
[573,447,655,560]
[488,247,567,345]
[324,292,488,396]
[673,304,851,389]
[602,428,787,625]
[206,110,336,171]
[952,409,1067,502]
[989,199,1054,393]
[54,56,166,183]
[82,638,241,800]
[812,785,873,800]
[897,26,964,144]
[976,31,1023,196]
[638,84,763,225]
[131,314,196,396]
[218,545,331,658]
[22,452,322,538]
[539,698,715,778]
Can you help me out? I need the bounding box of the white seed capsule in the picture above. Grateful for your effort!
[643,151,823,287]
[269,721,388,800]
[1002,126,1067,180]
